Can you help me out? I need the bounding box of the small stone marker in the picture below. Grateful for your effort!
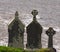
[46,27,56,48]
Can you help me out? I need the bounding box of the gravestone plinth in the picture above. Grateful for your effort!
[50,48,56,52]
[26,10,43,49]
[8,11,25,48]
[46,27,56,48]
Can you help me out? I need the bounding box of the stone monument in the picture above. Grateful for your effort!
[46,27,56,48]
[8,11,25,48]
[26,10,43,49]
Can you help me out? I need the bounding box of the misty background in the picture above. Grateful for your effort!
[0,0,60,52]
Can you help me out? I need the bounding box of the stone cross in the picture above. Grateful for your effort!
[31,10,38,21]
[46,27,56,48]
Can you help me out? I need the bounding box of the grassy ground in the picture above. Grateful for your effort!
[25,48,50,52]
[0,46,51,52]
[0,46,23,52]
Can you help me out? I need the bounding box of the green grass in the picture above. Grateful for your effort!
[24,48,50,52]
[35,48,50,52]
[0,46,51,52]
[0,46,23,52]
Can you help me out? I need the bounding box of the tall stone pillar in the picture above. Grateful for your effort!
[8,11,25,48]
[26,10,43,49]
[46,27,56,48]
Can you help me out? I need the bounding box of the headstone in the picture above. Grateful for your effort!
[8,11,25,48]
[46,27,56,48]
[26,10,43,49]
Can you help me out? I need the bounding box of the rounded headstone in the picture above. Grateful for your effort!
[26,10,43,48]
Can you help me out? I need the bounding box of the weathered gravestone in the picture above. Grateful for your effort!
[46,27,57,52]
[8,11,25,48]
[46,27,56,48]
[26,10,43,49]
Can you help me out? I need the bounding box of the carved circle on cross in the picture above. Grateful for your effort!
[31,10,38,16]
[46,27,56,36]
